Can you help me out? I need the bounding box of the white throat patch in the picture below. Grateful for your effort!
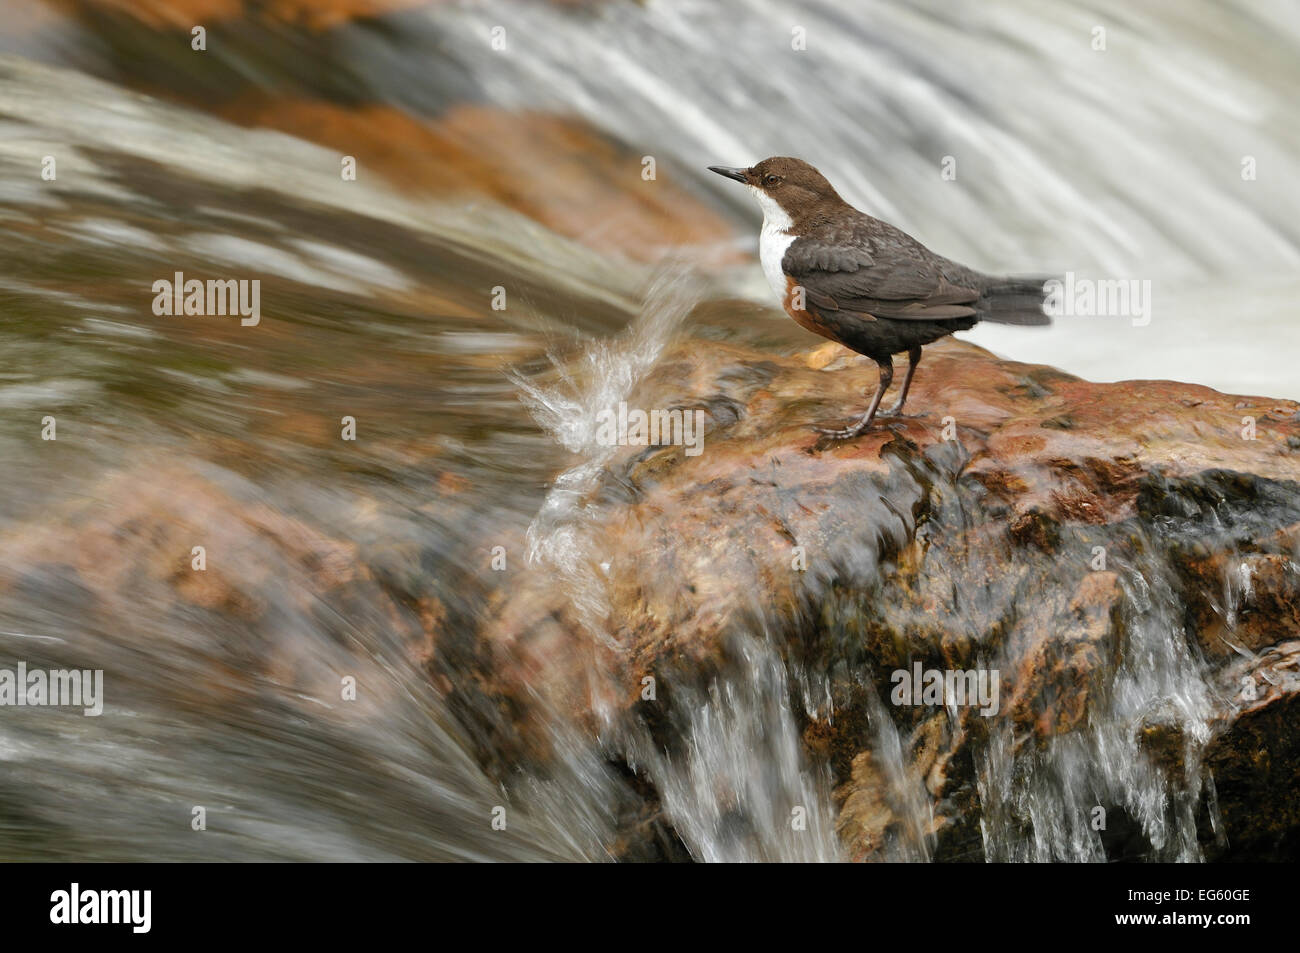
[750,186,794,300]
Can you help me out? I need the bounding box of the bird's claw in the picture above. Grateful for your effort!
[813,422,869,439]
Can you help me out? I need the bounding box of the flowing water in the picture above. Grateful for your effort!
[0,0,1296,861]
[978,552,1216,862]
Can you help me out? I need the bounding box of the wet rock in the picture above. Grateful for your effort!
[468,337,1300,861]
[1202,642,1300,860]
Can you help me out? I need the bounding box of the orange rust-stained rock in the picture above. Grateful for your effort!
[460,336,1300,860]
[46,0,426,31]
[214,98,738,264]
[485,337,1300,674]
[53,0,612,31]
[35,3,737,262]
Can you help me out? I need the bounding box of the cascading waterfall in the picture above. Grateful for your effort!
[978,549,1217,862]
[642,636,842,863]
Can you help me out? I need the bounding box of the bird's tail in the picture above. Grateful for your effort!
[979,276,1053,326]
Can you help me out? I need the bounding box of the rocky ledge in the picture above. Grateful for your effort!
[455,336,1300,861]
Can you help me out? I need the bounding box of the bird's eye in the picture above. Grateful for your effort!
[764,174,782,187]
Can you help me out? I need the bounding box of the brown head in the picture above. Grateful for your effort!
[707,156,848,227]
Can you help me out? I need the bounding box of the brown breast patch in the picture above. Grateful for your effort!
[783,274,843,341]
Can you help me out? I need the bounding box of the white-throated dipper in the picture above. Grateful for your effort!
[709,157,1050,437]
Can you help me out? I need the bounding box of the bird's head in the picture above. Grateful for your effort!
[708,156,844,225]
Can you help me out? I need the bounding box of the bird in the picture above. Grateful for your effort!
[708,157,1050,438]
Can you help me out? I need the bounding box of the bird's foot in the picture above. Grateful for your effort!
[813,420,872,439]
[879,405,925,419]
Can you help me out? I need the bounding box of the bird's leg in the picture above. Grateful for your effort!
[815,358,893,438]
[881,346,922,416]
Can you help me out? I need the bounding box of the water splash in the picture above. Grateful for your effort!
[513,274,843,861]
[514,267,700,651]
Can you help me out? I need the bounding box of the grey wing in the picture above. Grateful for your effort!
[783,216,983,320]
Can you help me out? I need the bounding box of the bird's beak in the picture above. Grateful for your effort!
[708,165,748,184]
